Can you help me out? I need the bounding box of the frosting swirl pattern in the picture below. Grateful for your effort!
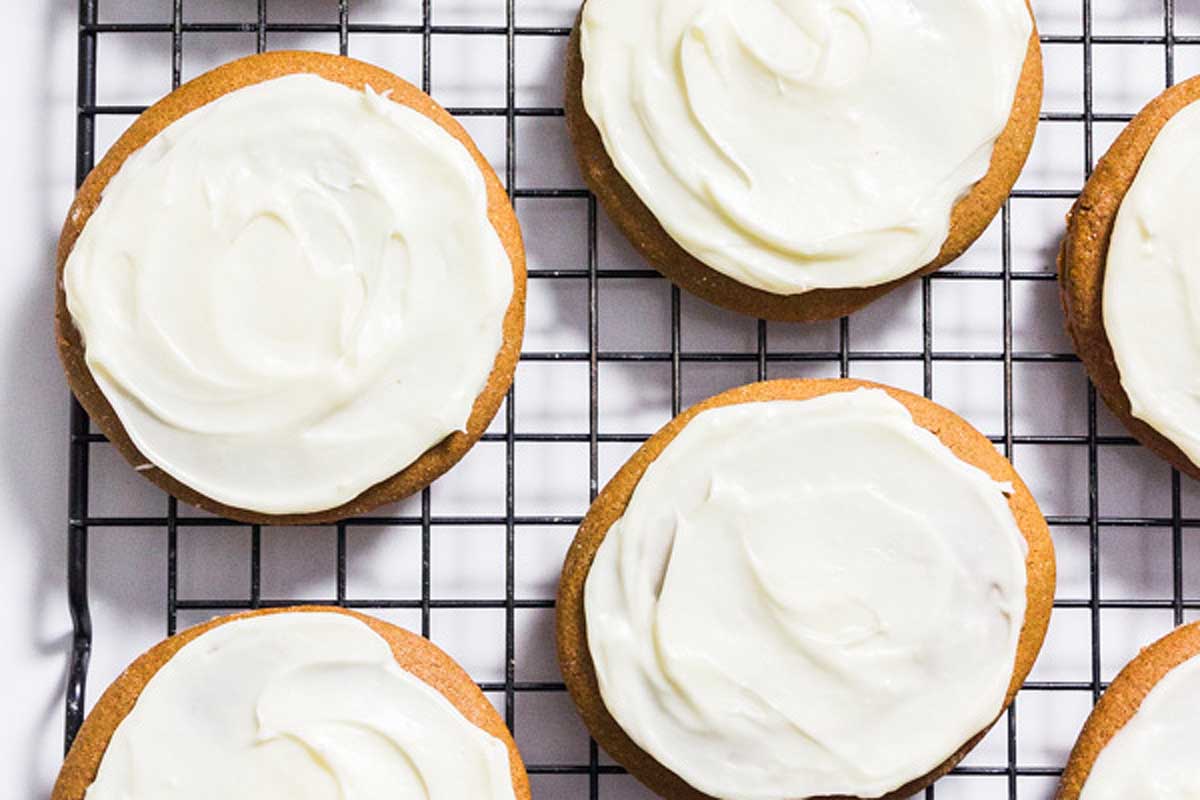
[85,613,518,800]
[584,389,1029,799]
[64,74,513,514]
[580,0,1033,294]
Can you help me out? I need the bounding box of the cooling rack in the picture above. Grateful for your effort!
[64,1,1200,797]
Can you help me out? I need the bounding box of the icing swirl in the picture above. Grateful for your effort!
[85,613,519,800]
[580,0,1033,293]
[584,389,1029,799]
[64,74,514,514]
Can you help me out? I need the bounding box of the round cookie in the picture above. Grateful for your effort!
[557,378,1056,799]
[53,605,531,800]
[55,50,526,525]
[564,3,1043,323]
[1056,621,1200,799]
[1059,76,1200,481]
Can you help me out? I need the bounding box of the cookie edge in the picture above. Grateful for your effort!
[1055,620,1200,799]
[1058,74,1200,481]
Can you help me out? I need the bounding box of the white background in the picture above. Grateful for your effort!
[4,1,1200,798]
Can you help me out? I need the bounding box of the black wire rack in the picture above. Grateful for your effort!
[64,1,1200,798]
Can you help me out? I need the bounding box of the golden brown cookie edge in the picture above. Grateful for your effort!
[54,50,527,525]
[1055,620,1200,799]
[556,378,1056,800]
[564,4,1043,323]
[1058,75,1200,481]
[51,605,532,800]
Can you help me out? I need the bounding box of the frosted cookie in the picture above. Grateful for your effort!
[1057,622,1200,799]
[53,607,530,800]
[557,379,1055,799]
[56,51,526,524]
[566,1,1042,321]
[1060,77,1200,480]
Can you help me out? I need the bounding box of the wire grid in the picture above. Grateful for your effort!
[63,0,1200,798]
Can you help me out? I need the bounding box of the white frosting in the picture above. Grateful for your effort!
[63,74,513,514]
[85,612,518,800]
[1079,652,1200,799]
[584,389,1029,800]
[580,0,1032,294]
[1104,99,1200,469]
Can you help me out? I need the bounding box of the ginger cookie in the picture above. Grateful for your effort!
[57,51,526,524]
[1060,76,1200,481]
[566,1,1042,321]
[558,378,1055,799]
[53,606,531,800]
[1057,621,1200,799]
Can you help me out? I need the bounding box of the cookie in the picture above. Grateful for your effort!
[557,378,1055,799]
[1059,76,1200,481]
[53,606,531,800]
[565,1,1042,322]
[56,50,526,524]
[1057,621,1200,799]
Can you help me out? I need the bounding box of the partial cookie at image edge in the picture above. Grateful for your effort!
[1056,621,1200,800]
[564,3,1043,322]
[51,605,532,800]
[1059,75,1200,481]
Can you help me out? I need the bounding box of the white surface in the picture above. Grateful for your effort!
[2,1,1200,799]
[0,3,79,798]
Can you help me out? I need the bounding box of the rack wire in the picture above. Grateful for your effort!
[64,1,1197,797]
